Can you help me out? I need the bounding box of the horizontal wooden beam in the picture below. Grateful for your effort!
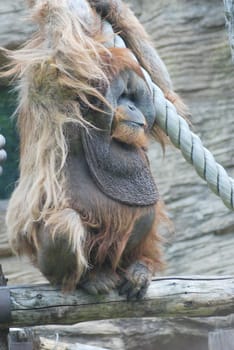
[1,276,234,328]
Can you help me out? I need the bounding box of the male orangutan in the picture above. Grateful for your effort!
[4,0,188,299]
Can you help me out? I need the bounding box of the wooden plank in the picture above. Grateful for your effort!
[0,276,234,328]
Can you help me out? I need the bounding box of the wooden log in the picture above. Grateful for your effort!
[34,317,234,350]
[40,337,108,350]
[8,331,108,350]
[1,276,234,328]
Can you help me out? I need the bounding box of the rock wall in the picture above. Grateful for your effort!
[0,1,33,49]
[131,0,234,276]
[223,0,234,61]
